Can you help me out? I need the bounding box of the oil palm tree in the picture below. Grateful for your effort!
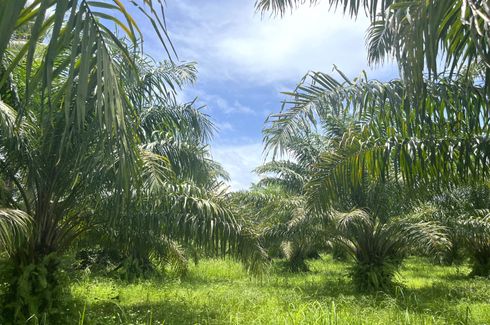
[104,92,259,277]
[229,184,324,271]
[0,2,265,320]
[264,68,484,290]
[233,133,333,271]
[330,207,447,291]
[0,0,173,263]
[414,184,490,275]
[1,48,265,319]
[265,69,489,208]
[458,211,490,276]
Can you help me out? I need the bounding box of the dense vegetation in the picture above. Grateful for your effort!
[0,0,489,323]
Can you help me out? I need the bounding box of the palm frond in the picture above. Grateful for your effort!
[0,99,17,138]
[255,0,392,19]
[0,208,31,256]
[333,209,372,231]
[267,70,489,209]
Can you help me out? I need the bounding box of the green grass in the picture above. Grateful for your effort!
[71,256,490,324]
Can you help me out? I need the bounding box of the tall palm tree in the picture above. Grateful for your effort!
[96,57,261,277]
[0,2,265,320]
[0,0,173,262]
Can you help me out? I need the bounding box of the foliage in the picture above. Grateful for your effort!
[0,0,489,321]
[242,131,331,271]
[412,184,490,276]
[78,53,263,280]
[230,181,327,272]
[262,69,462,289]
[0,209,31,257]
[0,1,265,320]
[0,0,171,255]
[0,253,71,323]
[459,211,490,276]
[331,208,447,291]
[412,184,490,268]
[69,257,490,324]
[264,70,489,209]
[257,3,489,290]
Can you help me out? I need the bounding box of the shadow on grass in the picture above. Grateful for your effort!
[71,257,490,324]
[271,264,488,317]
[74,298,220,325]
[276,275,355,297]
[441,272,472,281]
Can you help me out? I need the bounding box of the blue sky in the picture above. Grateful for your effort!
[140,0,399,190]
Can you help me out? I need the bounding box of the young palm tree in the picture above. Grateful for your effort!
[229,185,325,272]
[458,211,490,276]
[415,185,490,274]
[330,207,447,291]
[248,132,335,271]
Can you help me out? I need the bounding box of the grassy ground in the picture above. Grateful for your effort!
[71,256,490,324]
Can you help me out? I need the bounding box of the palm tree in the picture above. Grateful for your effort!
[330,207,447,291]
[264,69,489,208]
[249,131,334,271]
[0,0,173,263]
[263,68,486,290]
[234,133,340,271]
[229,185,325,271]
[459,211,490,276]
[414,184,490,274]
[0,2,265,320]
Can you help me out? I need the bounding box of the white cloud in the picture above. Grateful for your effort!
[211,142,265,191]
[158,1,399,190]
[188,89,257,115]
[166,1,397,85]
[214,121,234,132]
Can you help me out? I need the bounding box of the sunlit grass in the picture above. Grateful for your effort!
[71,256,490,324]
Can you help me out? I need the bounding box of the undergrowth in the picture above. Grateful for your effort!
[64,256,490,324]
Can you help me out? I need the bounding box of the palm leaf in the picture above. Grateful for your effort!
[0,208,31,256]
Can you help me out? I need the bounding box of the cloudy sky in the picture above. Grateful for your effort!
[140,1,398,190]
